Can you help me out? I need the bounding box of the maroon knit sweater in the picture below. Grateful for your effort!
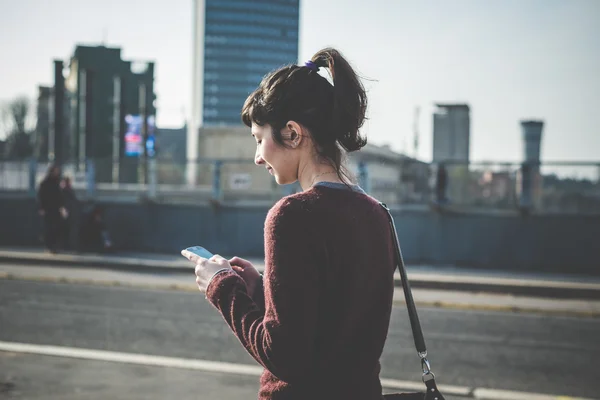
[206,184,396,399]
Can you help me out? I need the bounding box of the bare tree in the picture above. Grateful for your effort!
[10,97,30,135]
[0,101,11,141]
[2,96,36,160]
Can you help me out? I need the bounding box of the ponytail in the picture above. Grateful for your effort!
[311,48,368,152]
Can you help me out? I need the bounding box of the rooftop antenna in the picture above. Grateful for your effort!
[101,26,108,46]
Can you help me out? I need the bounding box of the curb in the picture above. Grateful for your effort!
[0,252,191,274]
[1,272,599,319]
[405,278,600,300]
[1,252,600,300]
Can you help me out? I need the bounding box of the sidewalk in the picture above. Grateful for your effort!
[1,262,599,317]
[1,246,600,300]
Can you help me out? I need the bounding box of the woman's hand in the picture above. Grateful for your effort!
[229,257,261,298]
[181,250,232,294]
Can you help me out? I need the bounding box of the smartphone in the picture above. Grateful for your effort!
[182,246,214,259]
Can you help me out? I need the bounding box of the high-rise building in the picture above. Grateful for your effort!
[34,86,53,162]
[197,0,299,126]
[188,0,300,184]
[432,103,471,203]
[518,120,544,210]
[432,103,470,163]
[520,120,543,164]
[57,45,156,183]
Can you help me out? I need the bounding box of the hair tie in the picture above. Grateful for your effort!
[304,60,319,72]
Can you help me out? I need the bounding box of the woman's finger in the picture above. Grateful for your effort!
[181,250,200,264]
[194,259,209,276]
[231,265,244,273]
[229,256,252,269]
[210,254,226,263]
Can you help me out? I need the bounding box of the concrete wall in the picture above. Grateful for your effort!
[2,196,599,275]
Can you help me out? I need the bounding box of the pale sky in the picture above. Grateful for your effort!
[1,0,598,166]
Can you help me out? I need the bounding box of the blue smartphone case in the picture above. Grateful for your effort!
[184,246,214,259]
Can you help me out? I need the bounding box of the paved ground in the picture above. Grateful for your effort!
[1,278,599,399]
[0,351,262,400]
[1,262,599,316]
[2,246,600,299]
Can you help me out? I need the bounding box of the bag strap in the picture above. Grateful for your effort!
[379,202,437,382]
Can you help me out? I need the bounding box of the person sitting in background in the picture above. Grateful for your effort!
[79,205,113,253]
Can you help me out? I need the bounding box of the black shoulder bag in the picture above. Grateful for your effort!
[379,203,446,400]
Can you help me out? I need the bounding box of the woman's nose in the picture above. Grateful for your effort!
[255,152,265,166]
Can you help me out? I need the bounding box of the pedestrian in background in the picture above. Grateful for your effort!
[183,48,397,400]
[79,205,113,253]
[60,176,77,250]
[37,164,67,253]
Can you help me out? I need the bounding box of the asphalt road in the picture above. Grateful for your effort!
[1,279,599,398]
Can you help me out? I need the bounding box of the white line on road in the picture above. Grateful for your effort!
[0,341,592,400]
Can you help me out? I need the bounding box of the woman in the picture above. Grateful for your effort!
[182,48,396,399]
[38,164,67,253]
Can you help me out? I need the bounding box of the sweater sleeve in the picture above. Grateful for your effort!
[206,198,320,383]
[252,275,265,313]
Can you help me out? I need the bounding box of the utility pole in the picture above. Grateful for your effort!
[112,76,121,183]
[139,82,148,184]
[413,106,420,159]
[53,60,65,166]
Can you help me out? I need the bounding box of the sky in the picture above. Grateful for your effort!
[1,0,598,167]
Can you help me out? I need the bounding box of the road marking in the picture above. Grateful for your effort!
[0,340,263,376]
[0,341,594,399]
[474,388,586,400]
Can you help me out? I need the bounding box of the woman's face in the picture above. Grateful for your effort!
[252,123,299,185]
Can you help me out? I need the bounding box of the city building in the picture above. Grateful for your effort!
[432,103,471,203]
[432,103,470,163]
[518,120,544,210]
[42,45,156,183]
[521,120,543,164]
[155,125,187,184]
[34,86,53,162]
[475,170,516,208]
[349,143,430,205]
[187,0,300,184]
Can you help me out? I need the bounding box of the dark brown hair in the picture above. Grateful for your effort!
[241,48,367,183]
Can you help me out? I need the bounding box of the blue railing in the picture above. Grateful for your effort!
[1,158,599,213]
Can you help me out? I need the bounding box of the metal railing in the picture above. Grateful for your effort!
[1,157,599,213]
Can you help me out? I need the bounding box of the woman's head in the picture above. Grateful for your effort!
[46,164,60,179]
[242,48,367,185]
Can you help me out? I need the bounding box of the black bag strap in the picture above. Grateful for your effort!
[379,202,437,382]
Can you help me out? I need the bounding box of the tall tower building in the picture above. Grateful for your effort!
[518,120,544,210]
[432,103,470,163]
[521,120,543,165]
[432,103,471,203]
[188,0,300,184]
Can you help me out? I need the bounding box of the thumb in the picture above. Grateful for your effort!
[229,257,255,271]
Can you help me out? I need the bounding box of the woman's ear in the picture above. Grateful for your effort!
[284,121,304,148]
